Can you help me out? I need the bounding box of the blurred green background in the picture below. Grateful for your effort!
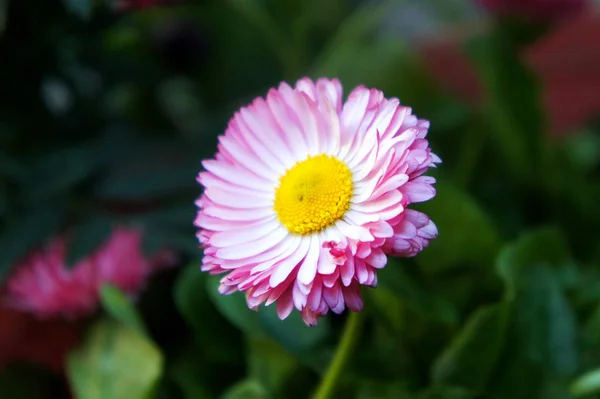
[2,0,600,398]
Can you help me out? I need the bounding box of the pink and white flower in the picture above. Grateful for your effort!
[195,77,440,326]
[3,227,175,319]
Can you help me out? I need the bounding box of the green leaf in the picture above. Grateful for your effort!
[67,319,163,399]
[167,345,214,399]
[66,216,113,268]
[62,0,93,20]
[0,203,65,281]
[364,286,405,333]
[415,181,503,273]
[0,152,26,182]
[157,78,206,136]
[357,381,414,399]
[431,304,508,392]
[571,369,600,397]
[206,274,266,336]
[0,0,7,36]
[465,23,545,181]
[247,336,297,395]
[310,0,398,78]
[496,228,570,301]
[220,380,268,399]
[141,226,198,257]
[514,265,578,376]
[174,265,246,365]
[258,303,330,354]
[563,129,600,172]
[417,386,475,399]
[377,260,458,325]
[24,145,101,201]
[135,202,196,229]
[94,142,198,201]
[100,284,147,336]
[490,264,578,398]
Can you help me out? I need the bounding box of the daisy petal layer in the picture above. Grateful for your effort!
[196,77,440,326]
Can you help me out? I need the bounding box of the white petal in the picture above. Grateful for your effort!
[269,236,310,286]
[209,217,279,246]
[217,225,289,260]
[297,235,320,285]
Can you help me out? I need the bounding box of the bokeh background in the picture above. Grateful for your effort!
[2,0,600,398]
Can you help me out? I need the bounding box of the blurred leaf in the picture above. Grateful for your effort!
[142,226,198,257]
[62,0,92,20]
[225,0,300,78]
[415,181,502,273]
[157,78,206,136]
[0,152,26,182]
[25,145,102,201]
[66,215,113,268]
[465,24,544,181]
[515,265,578,376]
[311,0,397,77]
[582,302,600,361]
[496,230,577,378]
[417,385,475,399]
[431,304,508,392]
[174,265,215,337]
[365,285,405,333]
[135,202,196,230]
[174,264,248,383]
[206,274,266,336]
[258,304,330,354]
[357,381,414,399]
[0,364,59,398]
[41,77,72,116]
[496,228,570,301]
[168,345,214,399]
[0,203,65,281]
[247,336,297,395]
[220,380,268,399]
[571,369,600,397]
[94,142,198,200]
[67,319,163,399]
[378,260,458,325]
[563,129,600,172]
[491,264,578,398]
[0,0,7,36]
[100,284,147,336]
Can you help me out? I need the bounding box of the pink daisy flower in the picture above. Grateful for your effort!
[3,227,175,319]
[195,77,440,326]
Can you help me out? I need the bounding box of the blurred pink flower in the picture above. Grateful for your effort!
[195,77,440,326]
[420,12,600,136]
[476,0,587,21]
[3,227,175,319]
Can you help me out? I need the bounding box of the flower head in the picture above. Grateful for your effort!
[3,227,175,319]
[195,77,440,326]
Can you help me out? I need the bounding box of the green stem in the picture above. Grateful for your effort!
[312,311,364,399]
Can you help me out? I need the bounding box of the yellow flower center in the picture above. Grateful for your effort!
[274,154,353,235]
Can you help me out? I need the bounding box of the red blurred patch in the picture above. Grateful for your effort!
[420,12,600,136]
[476,0,587,22]
[0,308,87,374]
